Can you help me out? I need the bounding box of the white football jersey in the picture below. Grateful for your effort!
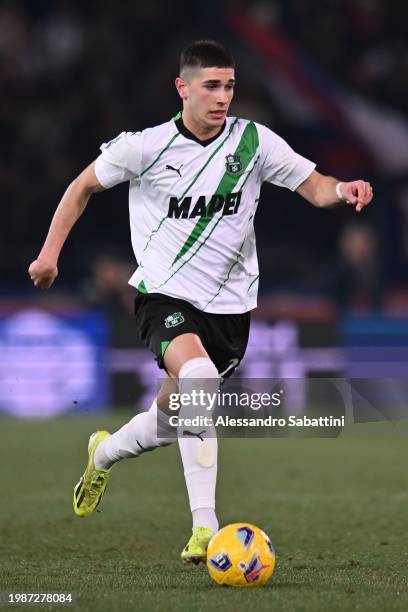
[94,113,315,313]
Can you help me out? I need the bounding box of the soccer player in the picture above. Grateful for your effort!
[28,40,373,563]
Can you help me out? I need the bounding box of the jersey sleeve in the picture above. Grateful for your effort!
[94,131,142,188]
[257,123,316,191]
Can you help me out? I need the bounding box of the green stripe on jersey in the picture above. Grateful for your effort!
[248,274,259,291]
[203,237,246,310]
[154,124,259,291]
[140,132,180,177]
[201,205,257,311]
[142,118,239,254]
[200,186,260,308]
[172,122,259,265]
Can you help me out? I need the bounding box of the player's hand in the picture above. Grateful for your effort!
[28,258,58,289]
[340,180,373,212]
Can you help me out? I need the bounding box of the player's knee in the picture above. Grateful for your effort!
[178,357,220,422]
[178,358,220,401]
[178,357,219,383]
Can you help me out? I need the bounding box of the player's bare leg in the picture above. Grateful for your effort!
[164,333,220,563]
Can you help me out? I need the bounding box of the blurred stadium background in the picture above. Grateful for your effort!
[2,2,408,609]
[2,0,408,416]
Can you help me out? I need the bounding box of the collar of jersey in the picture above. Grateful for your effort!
[173,112,226,147]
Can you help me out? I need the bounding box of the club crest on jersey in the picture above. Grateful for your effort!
[164,312,185,328]
[225,154,242,175]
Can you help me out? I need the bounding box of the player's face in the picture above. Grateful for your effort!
[178,67,235,132]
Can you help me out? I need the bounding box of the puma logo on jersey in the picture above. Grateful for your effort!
[165,163,183,177]
[167,192,242,219]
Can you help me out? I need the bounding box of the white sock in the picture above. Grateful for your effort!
[192,508,219,532]
[177,357,220,527]
[178,436,218,510]
[94,399,175,470]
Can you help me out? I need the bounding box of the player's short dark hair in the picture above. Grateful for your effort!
[180,40,235,75]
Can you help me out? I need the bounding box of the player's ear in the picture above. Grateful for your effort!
[175,77,188,100]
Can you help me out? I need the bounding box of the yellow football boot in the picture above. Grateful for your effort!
[73,431,110,517]
[181,527,216,564]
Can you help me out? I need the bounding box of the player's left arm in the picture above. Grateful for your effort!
[296,169,373,212]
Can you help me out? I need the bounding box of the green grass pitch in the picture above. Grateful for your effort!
[1,414,407,611]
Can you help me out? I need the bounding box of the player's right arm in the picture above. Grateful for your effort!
[28,162,104,289]
[29,130,142,289]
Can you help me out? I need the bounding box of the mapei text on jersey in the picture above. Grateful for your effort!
[167,192,242,219]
